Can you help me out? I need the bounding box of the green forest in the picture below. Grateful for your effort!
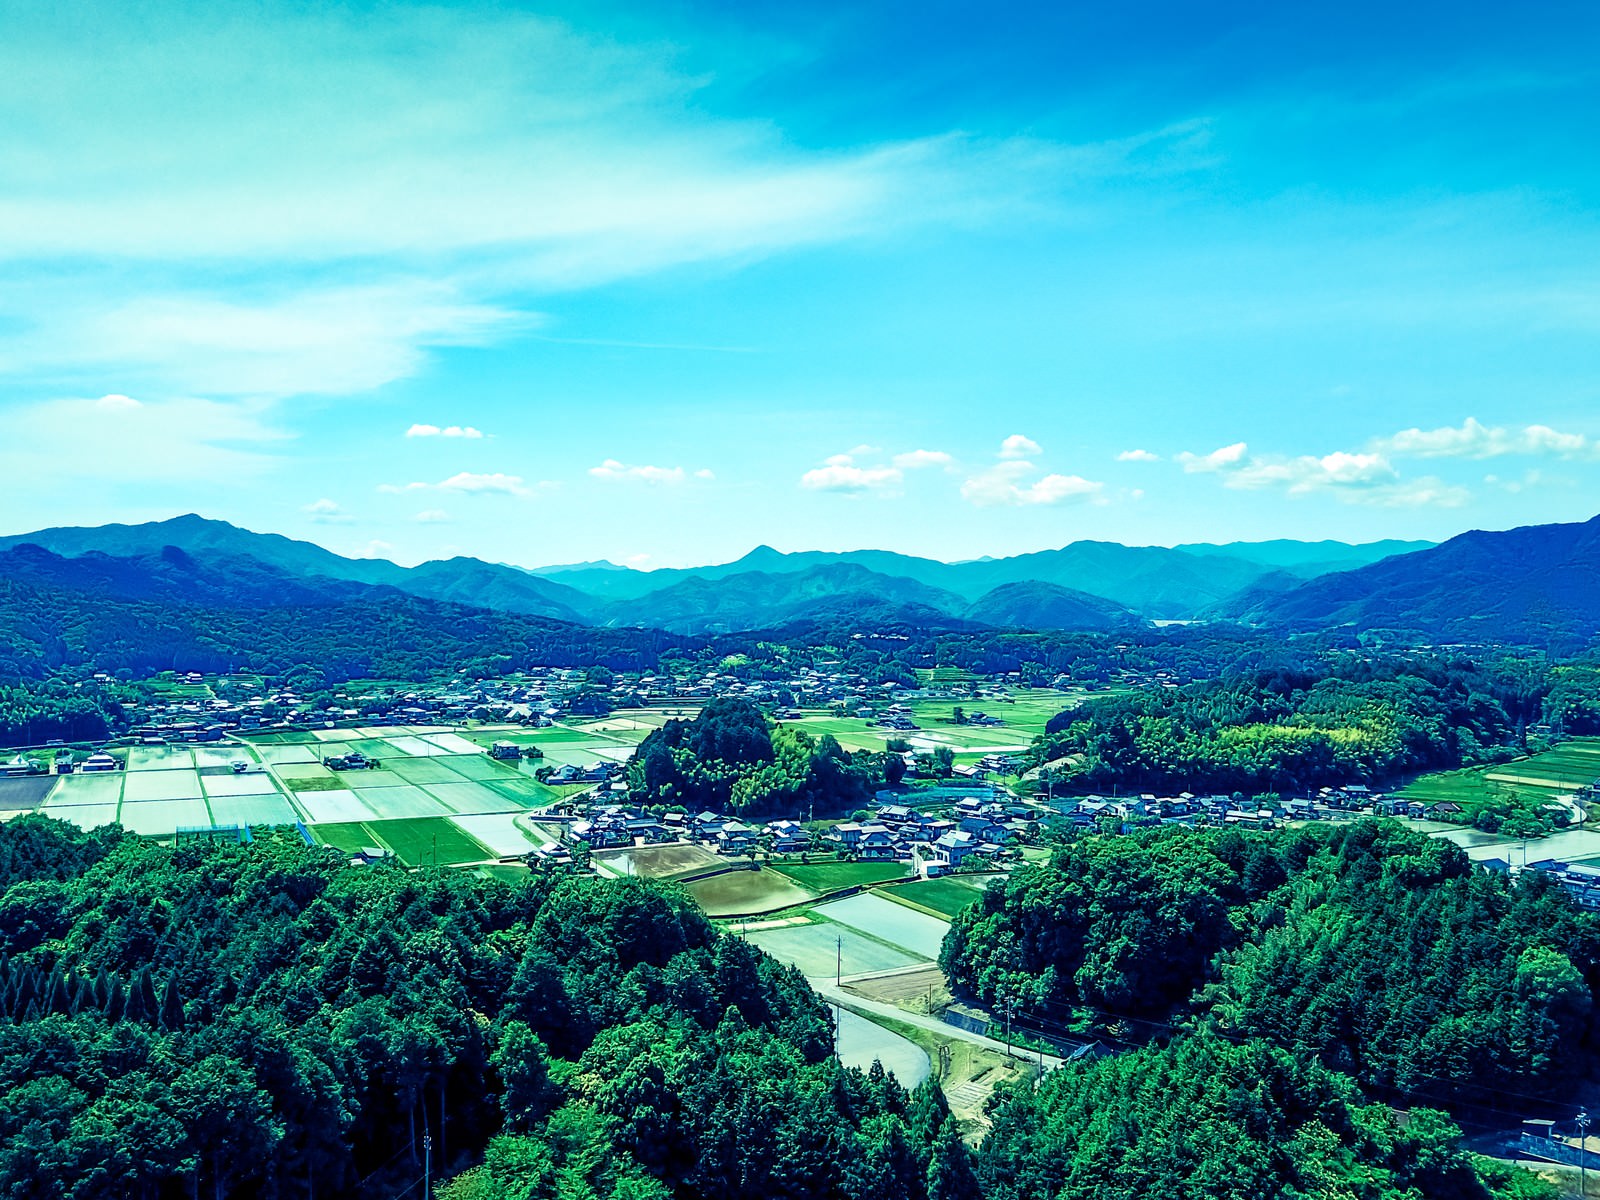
[0,816,1561,1200]
[626,698,897,819]
[943,820,1598,1106]
[1029,658,1573,795]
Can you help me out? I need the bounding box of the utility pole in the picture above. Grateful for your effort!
[1001,991,1015,1059]
[836,933,842,987]
[1579,1111,1591,1199]
[423,1131,432,1200]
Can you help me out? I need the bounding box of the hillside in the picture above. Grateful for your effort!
[963,580,1138,630]
[1224,513,1600,644]
[601,563,973,634]
[0,516,593,623]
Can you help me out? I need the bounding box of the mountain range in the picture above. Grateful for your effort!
[0,515,1439,635]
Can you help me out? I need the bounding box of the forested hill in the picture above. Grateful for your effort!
[0,816,1557,1200]
[1218,513,1600,646]
[0,513,1438,630]
[943,820,1600,1107]
[0,572,680,684]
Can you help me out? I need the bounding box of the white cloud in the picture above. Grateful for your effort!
[301,498,352,525]
[1117,449,1161,463]
[589,459,708,485]
[414,509,452,523]
[961,459,1104,507]
[800,461,903,495]
[1226,450,1398,494]
[848,444,882,457]
[380,472,534,497]
[693,468,716,480]
[1176,437,1471,508]
[0,6,1146,403]
[998,434,1042,460]
[892,449,954,469]
[1378,417,1595,460]
[1176,442,1249,473]
[407,423,486,439]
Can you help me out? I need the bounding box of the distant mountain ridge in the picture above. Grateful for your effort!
[1216,514,1600,645]
[0,514,1438,634]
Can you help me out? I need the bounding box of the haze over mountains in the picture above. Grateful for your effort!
[0,515,1443,635]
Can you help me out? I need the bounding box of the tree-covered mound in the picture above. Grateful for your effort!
[942,820,1599,1104]
[1034,662,1544,795]
[626,697,895,819]
[0,816,971,1200]
[978,1034,1554,1200]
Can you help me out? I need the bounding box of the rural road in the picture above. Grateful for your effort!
[812,977,1067,1070]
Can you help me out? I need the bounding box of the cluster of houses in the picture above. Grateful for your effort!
[5,748,120,776]
[1054,784,1387,831]
[551,789,1035,877]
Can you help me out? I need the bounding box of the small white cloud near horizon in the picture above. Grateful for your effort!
[961,458,1105,507]
[379,471,534,498]
[1117,449,1161,463]
[1379,417,1596,460]
[893,449,955,469]
[589,459,709,485]
[1176,437,1470,508]
[414,509,452,523]
[407,423,486,439]
[999,434,1042,460]
[800,451,903,496]
[301,497,352,525]
[1176,442,1249,473]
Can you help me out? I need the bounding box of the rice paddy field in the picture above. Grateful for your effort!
[776,687,1078,766]
[745,922,922,978]
[812,893,950,960]
[0,720,602,858]
[1400,738,1600,814]
[686,868,816,916]
[767,861,910,891]
[882,876,991,919]
[595,842,724,879]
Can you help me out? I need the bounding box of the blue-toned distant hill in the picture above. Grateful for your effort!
[1217,514,1600,646]
[0,513,1431,631]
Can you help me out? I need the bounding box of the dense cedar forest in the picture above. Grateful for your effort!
[943,821,1599,1107]
[626,698,898,819]
[977,1035,1555,1200]
[1027,656,1593,795]
[0,817,1559,1200]
[0,816,976,1200]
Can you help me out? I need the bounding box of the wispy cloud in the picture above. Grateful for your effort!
[1176,442,1249,473]
[407,423,486,439]
[1117,448,1161,463]
[379,471,536,497]
[800,453,903,496]
[892,448,955,469]
[0,5,1144,405]
[301,498,352,524]
[1176,439,1469,507]
[998,434,1042,460]
[588,459,710,485]
[961,459,1104,507]
[1377,417,1596,460]
[1,393,286,486]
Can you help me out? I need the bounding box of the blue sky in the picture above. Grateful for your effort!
[1,0,1596,567]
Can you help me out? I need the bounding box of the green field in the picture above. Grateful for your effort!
[883,877,988,919]
[767,860,910,891]
[312,817,492,866]
[1400,738,1600,816]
